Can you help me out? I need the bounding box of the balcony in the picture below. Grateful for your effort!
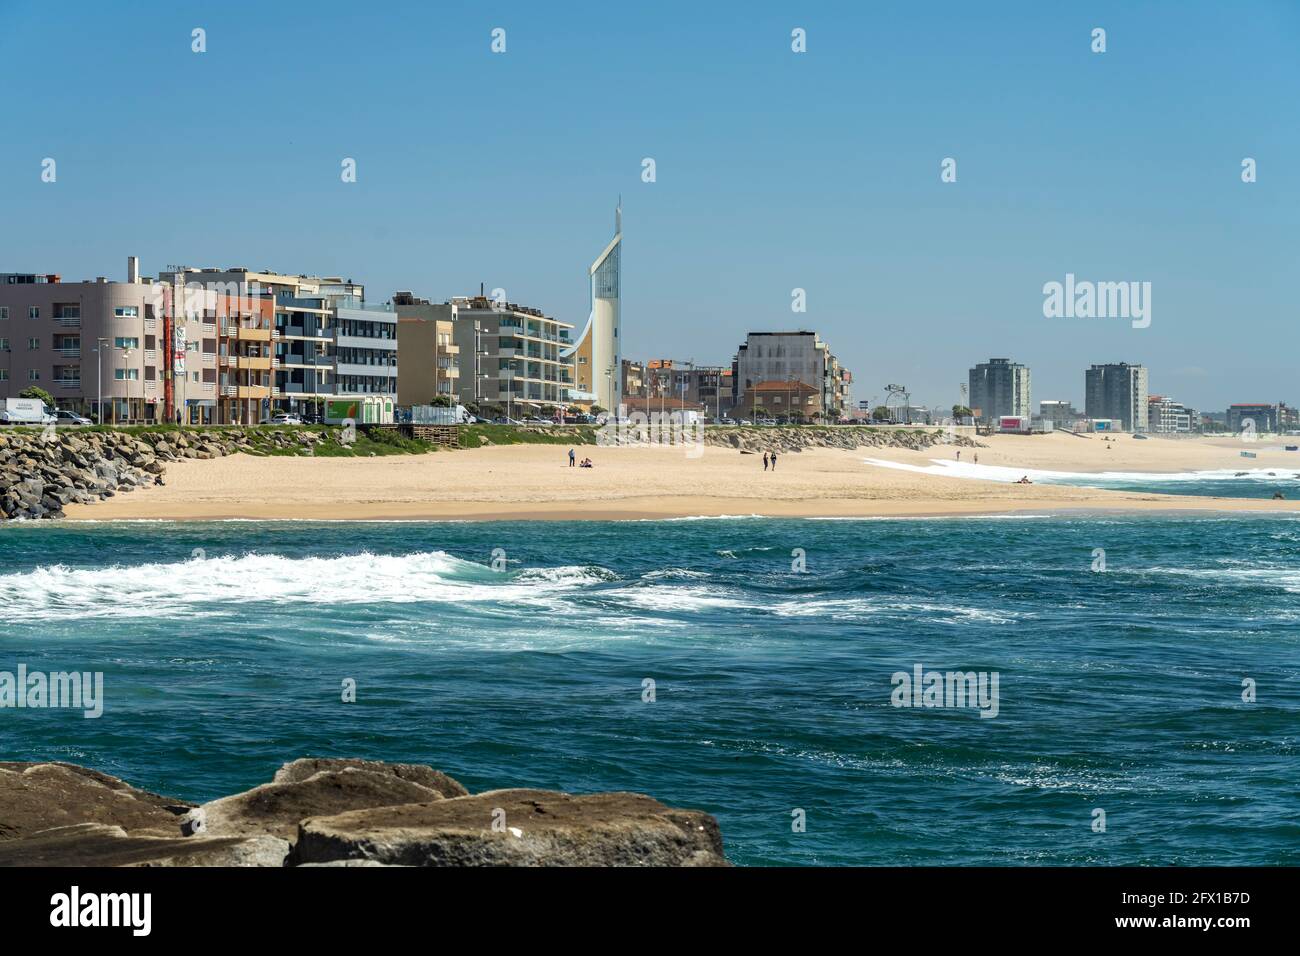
[239,327,273,342]
[243,356,273,371]
[336,362,398,378]
[221,385,237,397]
[54,347,81,357]
[54,379,81,389]
[219,355,238,368]
[57,316,82,328]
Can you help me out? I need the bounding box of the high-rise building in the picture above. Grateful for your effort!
[732,331,848,419]
[968,358,1031,421]
[1085,363,1148,431]
[564,204,622,412]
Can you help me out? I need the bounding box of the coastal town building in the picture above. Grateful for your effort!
[1225,402,1294,435]
[642,360,733,418]
[449,293,574,415]
[1085,363,1148,432]
[968,358,1032,422]
[1148,395,1197,434]
[1037,400,1082,430]
[621,359,646,399]
[732,331,848,420]
[157,267,397,421]
[393,293,459,405]
[563,205,622,412]
[739,379,821,420]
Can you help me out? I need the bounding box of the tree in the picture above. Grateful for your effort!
[872,405,891,421]
[751,405,768,419]
[430,395,452,407]
[591,404,607,415]
[19,386,55,409]
[952,405,973,420]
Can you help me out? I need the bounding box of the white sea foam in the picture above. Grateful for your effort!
[0,551,616,621]
[863,458,1300,487]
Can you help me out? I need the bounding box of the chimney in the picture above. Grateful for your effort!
[127,256,139,284]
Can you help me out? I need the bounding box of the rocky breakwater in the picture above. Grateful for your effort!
[706,425,983,455]
[0,427,346,521]
[0,429,165,521]
[0,758,728,867]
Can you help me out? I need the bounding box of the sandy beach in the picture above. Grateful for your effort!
[59,431,1300,521]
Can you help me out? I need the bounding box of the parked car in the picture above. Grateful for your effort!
[55,409,92,426]
[261,412,303,425]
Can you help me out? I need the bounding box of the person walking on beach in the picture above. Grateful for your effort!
[763,451,769,471]
[770,449,778,471]
[974,453,978,465]
[568,448,575,467]
[956,450,961,461]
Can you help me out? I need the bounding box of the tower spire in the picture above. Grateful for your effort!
[616,197,622,235]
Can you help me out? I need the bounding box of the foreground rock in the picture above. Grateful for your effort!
[0,759,727,867]
[293,789,727,867]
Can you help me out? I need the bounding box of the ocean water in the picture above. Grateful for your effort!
[865,456,1300,499]
[1,516,1298,866]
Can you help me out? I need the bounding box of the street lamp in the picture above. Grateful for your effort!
[94,337,108,425]
[120,346,134,424]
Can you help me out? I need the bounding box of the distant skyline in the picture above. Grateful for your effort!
[3,0,1297,411]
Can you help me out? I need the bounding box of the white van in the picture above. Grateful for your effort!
[0,398,56,425]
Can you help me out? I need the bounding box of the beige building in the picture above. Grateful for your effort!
[393,293,460,405]
[732,331,849,420]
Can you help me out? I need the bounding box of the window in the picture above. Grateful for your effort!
[0,370,6,381]
[0,338,7,351]
[27,337,40,350]
[114,368,139,381]
[28,306,39,319]
[114,307,139,318]
[0,307,8,319]
[28,369,39,381]
[114,337,139,349]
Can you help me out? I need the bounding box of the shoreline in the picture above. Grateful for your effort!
[60,493,1300,523]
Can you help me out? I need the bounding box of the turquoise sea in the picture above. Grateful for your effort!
[1,515,1297,865]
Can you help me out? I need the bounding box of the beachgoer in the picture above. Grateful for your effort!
[763,452,769,471]
[770,450,778,471]
[956,450,961,461]
[974,453,978,464]
[569,448,575,467]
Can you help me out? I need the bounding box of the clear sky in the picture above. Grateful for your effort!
[3,0,1296,412]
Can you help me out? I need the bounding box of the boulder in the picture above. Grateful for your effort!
[0,762,191,841]
[0,823,289,867]
[292,788,728,867]
[272,757,469,798]
[186,767,452,840]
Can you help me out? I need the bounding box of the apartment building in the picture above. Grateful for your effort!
[1225,402,1285,434]
[158,267,396,419]
[393,293,460,405]
[732,331,849,420]
[968,358,1032,422]
[450,294,573,414]
[642,360,733,418]
[1148,395,1197,434]
[1085,363,1149,432]
[0,261,172,423]
[1038,400,1082,429]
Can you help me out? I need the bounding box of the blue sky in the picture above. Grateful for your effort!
[2,0,1296,411]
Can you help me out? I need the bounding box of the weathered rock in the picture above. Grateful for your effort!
[272,758,469,798]
[188,767,452,840]
[292,788,728,867]
[0,823,289,867]
[0,762,191,841]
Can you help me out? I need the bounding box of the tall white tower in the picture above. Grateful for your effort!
[563,203,622,411]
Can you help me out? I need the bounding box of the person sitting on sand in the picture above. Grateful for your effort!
[1016,475,1032,484]
[1273,491,1285,500]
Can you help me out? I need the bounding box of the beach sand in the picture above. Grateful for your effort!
[61,431,1300,522]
